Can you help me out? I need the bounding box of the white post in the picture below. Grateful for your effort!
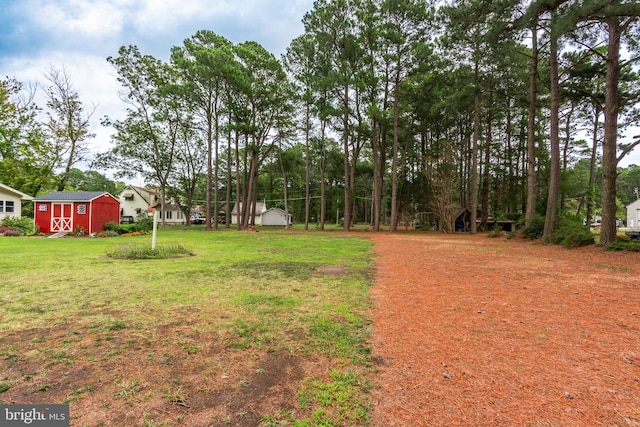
[151,209,158,250]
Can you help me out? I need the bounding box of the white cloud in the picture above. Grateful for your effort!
[131,0,225,33]
[25,0,127,40]
[3,0,315,180]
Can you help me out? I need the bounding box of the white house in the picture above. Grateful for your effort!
[626,199,640,229]
[231,202,267,226]
[262,208,292,226]
[153,203,186,225]
[118,185,186,225]
[118,186,160,222]
[0,183,33,220]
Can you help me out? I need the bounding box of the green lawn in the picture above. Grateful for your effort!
[0,228,375,426]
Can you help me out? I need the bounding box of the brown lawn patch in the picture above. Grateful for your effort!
[369,232,640,426]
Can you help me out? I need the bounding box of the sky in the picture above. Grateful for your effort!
[1,0,315,177]
[2,0,639,175]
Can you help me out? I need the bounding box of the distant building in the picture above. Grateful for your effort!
[626,199,640,229]
[262,208,292,226]
[118,186,160,222]
[33,191,120,234]
[230,202,267,225]
[118,186,187,225]
[0,183,33,220]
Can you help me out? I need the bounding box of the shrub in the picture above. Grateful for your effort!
[104,221,119,232]
[605,239,640,252]
[134,213,154,231]
[0,226,24,236]
[487,224,503,238]
[551,216,594,248]
[1,216,38,236]
[118,224,138,234]
[518,215,545,239]
[74,225,87,236]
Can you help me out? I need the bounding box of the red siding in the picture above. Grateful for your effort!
[90,195,120,233]
[34,202,53,233]
[73,202,90,233]
[34,194,120,235]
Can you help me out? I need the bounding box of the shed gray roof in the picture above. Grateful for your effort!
[34,191,112,202]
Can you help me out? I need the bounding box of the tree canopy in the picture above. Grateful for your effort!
[2,0,640,244]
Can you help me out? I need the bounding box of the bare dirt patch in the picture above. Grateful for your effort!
[0,324,317,426]
[369,232,640,426]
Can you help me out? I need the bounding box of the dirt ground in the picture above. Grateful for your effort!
[369,232,640,427]
[2,232,639,426]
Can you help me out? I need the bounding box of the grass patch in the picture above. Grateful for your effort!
[106,242,194,259]
[0,228,374,425]
[293,369,371,426]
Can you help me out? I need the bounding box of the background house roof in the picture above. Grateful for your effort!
[264,207,290,215]
[34,191,115,202]
[231,202,266,214]
[0,183,34,200]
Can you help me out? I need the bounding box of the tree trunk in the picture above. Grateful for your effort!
[205,118,213,230]
[525,22,539,227]
[390,75,400,232]
[319,120,327,231]
[342,85,351,231]
[585,106,600,228]
[372,117,380,231]
[213,102,220,230]
[304,102,311,231]
[279,141,291,230]
[599,17,622,246]
[542,24,561,244]
[470,91,480,234]
[481,92,492,227]
[226,128,232,228]
[234,129,242,230]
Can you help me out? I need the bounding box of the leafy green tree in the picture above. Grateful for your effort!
[171,31,235,229]
[303,0,366,231]
[0,78,54,196]
[557,0,640,245]
[64,168,120,194]
[379,0,433,231]
[231,41,294,229]
[43,66,96,191]
[97,46,183,226]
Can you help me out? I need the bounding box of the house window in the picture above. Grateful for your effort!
[39,204,47,211]
[124,194,134,201]
[177,211,183,220]
[135,208,142,214]
[0,200,14,213]
[77,204,87,214]
[166,211,172,219]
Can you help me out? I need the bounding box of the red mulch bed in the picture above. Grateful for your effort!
[369,233,640,427]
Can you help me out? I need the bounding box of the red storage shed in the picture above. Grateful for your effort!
[34,191,120,235]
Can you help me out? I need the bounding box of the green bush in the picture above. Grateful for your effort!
[518,215,545,239]
[487,223,503,238]
[605,238,640,252]
[117,223,138,234]
[104,221,119,232]
[551,216,594,248]
[1,216,38,236]
[134,213,154,231]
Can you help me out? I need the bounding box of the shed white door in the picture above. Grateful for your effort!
[52,203,73,232]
